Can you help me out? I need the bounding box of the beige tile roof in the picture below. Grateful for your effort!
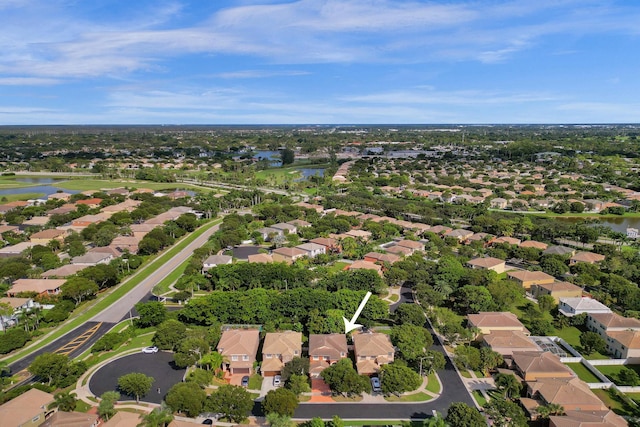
[535,281,583,293]
[507,270,555,283]
[529,377,606,411]
[217,329,260,367]
[248,253,273,263]
[467,257,505,269]
[364,252,401,264]
[0,388,54,426]
[309,334,347,360]
[468,312,526,329]
[353,332,394,357]
[607,330,640,349]
[41,264,89,278]
[9,279,65,295]
[571,252,606,263]
[41,411,99,427]
[513,351,574,377]
[385,245,412,256]
[348,260,383,274]
[396,239,424,250]
[272,247,307,258]
[482,330,539,350]
[550,410,627,427]
[309,237,339,248]
[263,331,302,358]
[30,228,66,239]
[103,411,142,427]
[519,240,548,250]
[494,236,522,245]
[0,297,32,309]
[589,312,640,329]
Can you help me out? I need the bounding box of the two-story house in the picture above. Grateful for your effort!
[353,332,395,376]
[308,334,348,378]
[217,329,260,375]
[261,331,303,377]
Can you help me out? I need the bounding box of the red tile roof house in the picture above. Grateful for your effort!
[217,329,260,375]
[8,279,66,297]
[75,198,103,209]
[466,257,506,274]
[353,332,395,376]
[346,260,383,276]
[261,331,303,377]
[308,333,348,378]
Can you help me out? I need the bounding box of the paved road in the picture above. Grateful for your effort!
[7,221,221,374]
[92,222,221,323]
[389,285,413,313]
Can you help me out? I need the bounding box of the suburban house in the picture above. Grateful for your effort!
[467,232,494,244]
[466,257,506,274]
[295,242,326,258]
[481,330,540,358]
[569,251,606,265]
[271,247,307,264]
[71,252,113,266]
[467,312,529,336]
[41,264,88,278]
[247,253,273,264]
[130,223,160,238]
[559,297,612,317]
[347,260,383,276]
[287,219,311,229]
[40,411,99,427]
[48,192,73,201]
[490,198,508,209]
[606,330,640,360]
[507,270,555,290]
[519,240,548,250]
[531,281,583,303]
[75,198,102,209]
[256,227,283,241]
[261,331,303,377]
[493,236,522,246]
[384,245,412,257]
[103,412,142,427]
[308,333,348,378]
[395,239,425,253]
[29,229,67,245]
[71,214,108,228]
[8,279,66,297]
[363,252,401,265]
[524,377,607,412]
[353,332,395,376]
[46,204,76,216]
[217,328,260,375]
[0,297,38,331]
[586,312,640,340]
[309,237,341,253]
[511,351,574,381]
[549,410,627,427]
[271,222,297,235]
[110,236,141,254]
[0,388,55,427]
[202,255,233,270]
[428,225,452,235]
[543,245,575,257]
[344,229,372,241]
[444,229,474,242]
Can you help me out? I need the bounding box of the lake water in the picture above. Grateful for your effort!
[556,216,640,233]
[295,168,325,182]
[254,150,282,167]
[0,177,78,198]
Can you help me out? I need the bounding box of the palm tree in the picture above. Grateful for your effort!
[52,391,78,412]
[138,406,174,427]
[495,372,523,399]
[537,403,565,418]
[423,412,448,427]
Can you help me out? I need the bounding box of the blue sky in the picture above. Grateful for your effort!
[1,0,639,124]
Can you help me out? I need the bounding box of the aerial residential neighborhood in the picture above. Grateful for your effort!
[0,125,638,427]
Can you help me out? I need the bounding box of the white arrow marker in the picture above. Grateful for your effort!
[343,291,372,333]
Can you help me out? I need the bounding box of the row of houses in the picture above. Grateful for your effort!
[468,312,627,426]
[217,328,394,378]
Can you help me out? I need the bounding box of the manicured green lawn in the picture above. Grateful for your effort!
[472,390,487,407]
[388,294,400,303]
[596,364,640,383]
[54,179,206,192]
[592,389,633,416]
[75,399,93,412]
[248,374,263,390]
[384,391,433,402]
[0,192,45,201]
[152,258,189,295]
[327,261,349,274]
[565,363,602,383]
[426,372,441,393]
[552,326,583,348]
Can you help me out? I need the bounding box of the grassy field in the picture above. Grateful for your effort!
[385,391,432,402]
[552,326,582,348]
[152,258,189,295]
[0,192,46,201]
[426,372,441,394]
[248,374,263,390]
[1,218,221,364]
[472,390,487,407]
[565,363,602,383]
[327,261,349,274]
[55,179,209,192]
[596,364,640,382]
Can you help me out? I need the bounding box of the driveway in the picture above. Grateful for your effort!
[89,351,186,404]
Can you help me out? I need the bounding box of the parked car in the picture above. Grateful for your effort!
[273,375,281,387]
[202,419,213,425]
[370,376,381,392]
[241,376,250,387]
[141,346,158,354]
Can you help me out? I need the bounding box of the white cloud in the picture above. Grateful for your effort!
[0,77,60,85]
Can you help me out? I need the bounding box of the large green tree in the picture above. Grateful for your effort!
[320,358,371,396]
[152,319,187,350]
[134,301,168,327]
[446,402,486,427]
[379,362,422,394]
[98,391,120,421]
[165,382,206,418]
[262,388,299,417]
[117,372,154,403]
[206,385,253,423]
[391,324,433,363]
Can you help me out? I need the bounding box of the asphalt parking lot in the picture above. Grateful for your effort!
[89,351,186,404]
